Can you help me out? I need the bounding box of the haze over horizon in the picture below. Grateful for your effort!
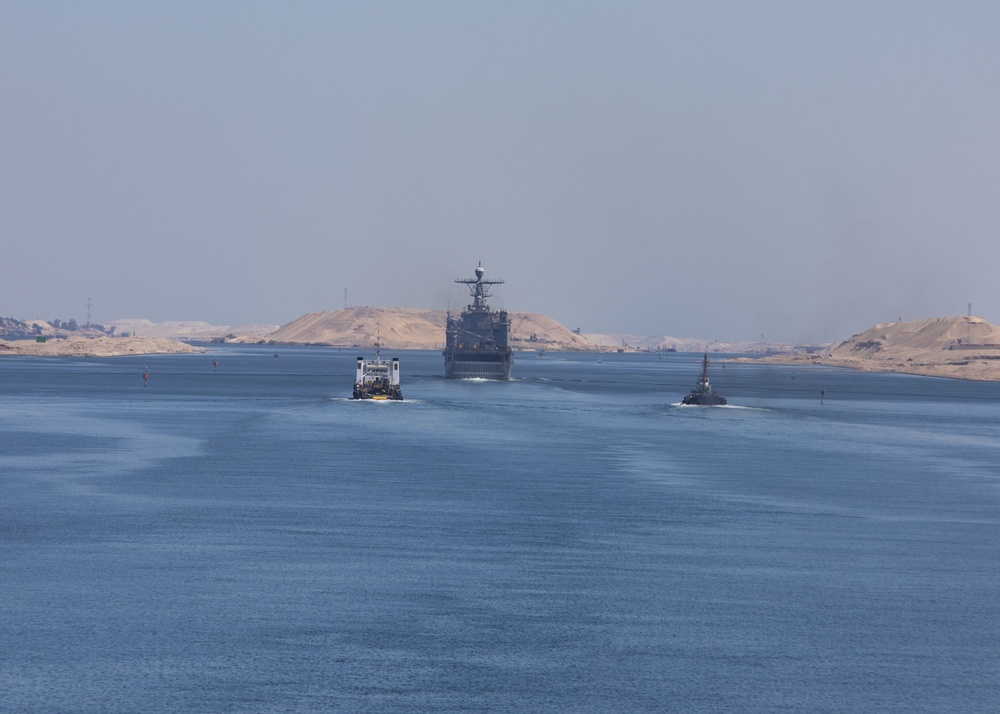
[3,2,999,343]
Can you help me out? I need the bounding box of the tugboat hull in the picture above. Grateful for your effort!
[681,353,727,406]
[681,392,727,406]
[353,390,403,401]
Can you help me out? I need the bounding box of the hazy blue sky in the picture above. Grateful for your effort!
[3,1,998,342]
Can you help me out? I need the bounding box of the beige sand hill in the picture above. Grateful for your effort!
[0,336,205,357]
[507,312,595,351]
[746,316,1000,381]
[257,307,596,351]
[584,332,791,353]
[263,307,446,348]
[110,319,279,340]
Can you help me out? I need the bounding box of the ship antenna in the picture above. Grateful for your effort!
[455,262,504,310]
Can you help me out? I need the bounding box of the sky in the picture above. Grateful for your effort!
[2,1,999,343]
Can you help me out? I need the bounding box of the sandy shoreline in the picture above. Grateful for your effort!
[0,336,205,357]
[730,353,1000,382]
[730,316,1000,382]
[7,315,1000,382]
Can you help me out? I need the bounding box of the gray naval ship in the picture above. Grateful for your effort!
[444,263,513,379]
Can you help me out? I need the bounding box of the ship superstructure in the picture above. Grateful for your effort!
[353,340,402,400]
[444,263,513,379]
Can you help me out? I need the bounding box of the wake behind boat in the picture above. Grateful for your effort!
[681,353,727,406]
[352,341,402,400]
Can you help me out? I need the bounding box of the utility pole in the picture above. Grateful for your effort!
[85,297,94,327]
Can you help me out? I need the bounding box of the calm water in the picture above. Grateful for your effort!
[2,347,999,713]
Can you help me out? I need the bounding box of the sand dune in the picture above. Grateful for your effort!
[745,316,1000,380]
[10,312,1000,380]
[258,307,595,351]
[109,319,278,340]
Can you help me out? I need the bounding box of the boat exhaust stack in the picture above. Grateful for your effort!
[391,358,400,386]
[356,357,364,383]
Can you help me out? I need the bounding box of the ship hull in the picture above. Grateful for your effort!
[443,350,513,380]
[352,385,402,400]
[681,391,727,406]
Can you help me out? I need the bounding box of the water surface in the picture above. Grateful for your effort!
[2,348,999,712]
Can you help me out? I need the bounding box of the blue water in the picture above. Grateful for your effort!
[2,347,999,713]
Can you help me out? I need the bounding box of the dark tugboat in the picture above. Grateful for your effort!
[352,340,402,400]
[443,262,513,379]
[681,353,727,406]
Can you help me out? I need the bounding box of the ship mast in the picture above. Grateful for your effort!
[455,261,504,310]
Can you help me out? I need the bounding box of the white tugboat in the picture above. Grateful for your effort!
[352,340,402,400]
